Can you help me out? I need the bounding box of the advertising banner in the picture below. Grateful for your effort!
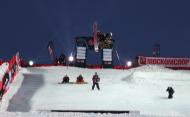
[138,56,190,68]
[0,52,20,98]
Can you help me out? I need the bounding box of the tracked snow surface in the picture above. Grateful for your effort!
[0,65,190,117]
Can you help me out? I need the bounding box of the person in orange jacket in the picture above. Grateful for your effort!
[76,74,84,84]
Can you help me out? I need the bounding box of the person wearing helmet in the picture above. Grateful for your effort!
[92,72,100,90]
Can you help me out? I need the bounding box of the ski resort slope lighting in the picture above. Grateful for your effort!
[68,55,74,62]
[127,61,132,67]
[29,60,34,66]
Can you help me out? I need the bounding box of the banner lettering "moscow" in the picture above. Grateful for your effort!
[138,56,190,67]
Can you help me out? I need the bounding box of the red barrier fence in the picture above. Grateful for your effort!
[20,56,190,70]
[0,59,3,66]
[0,52,20,97]
[0,63,9,92]
[25,64,130,70]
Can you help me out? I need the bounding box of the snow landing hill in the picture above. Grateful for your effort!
[0,65,190,117]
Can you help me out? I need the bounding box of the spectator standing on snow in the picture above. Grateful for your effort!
[92,72,100,90]
[166,86,175,99]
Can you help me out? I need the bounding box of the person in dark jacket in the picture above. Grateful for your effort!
[92,72,100,90]
[58,53,66,65]
[166,86,175,99]
[61,75,69,84]
[0,73,10,99]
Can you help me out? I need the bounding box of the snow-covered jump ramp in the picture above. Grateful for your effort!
[1,65,190,117]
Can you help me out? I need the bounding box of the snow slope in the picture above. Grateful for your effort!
[1,65,190,117]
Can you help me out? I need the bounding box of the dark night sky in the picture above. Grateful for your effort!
[0,0,190,65]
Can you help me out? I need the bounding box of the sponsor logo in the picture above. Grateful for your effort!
[138,56,190,67]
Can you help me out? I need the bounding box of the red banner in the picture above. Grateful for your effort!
[0,52,20,98]
[138,56,190,68]
[0,59,3,65]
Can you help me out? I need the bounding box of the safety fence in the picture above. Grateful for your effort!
[23,63,131,69]
[16,56,190,70]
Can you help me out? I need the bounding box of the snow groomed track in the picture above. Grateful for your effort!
[1,65,190,117]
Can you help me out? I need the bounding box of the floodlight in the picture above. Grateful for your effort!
[127,61,132,67]
[68,55,74,62]
[29,60,34,66]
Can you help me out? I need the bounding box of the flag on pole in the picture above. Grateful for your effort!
[47,40,57,65]
[48,41,54,56]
